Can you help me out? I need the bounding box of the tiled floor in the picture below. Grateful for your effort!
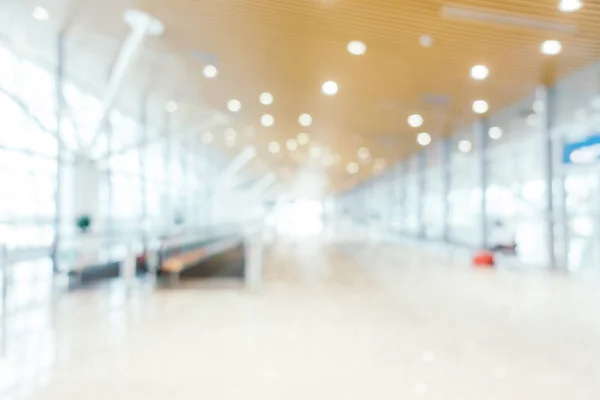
[1,231,600,399]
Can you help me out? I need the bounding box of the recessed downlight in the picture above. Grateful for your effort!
[559,0,582,12]
[419,34,433,47]
[297,132,310,145]
[458,139,472,153]
[346,162,359,174]
[488,126,503,139]
[472,100,489,114]
[225,128,237,140]
[357,147,370,160]
[471,64,489,80]
[268,141,281,154]
[417,132,432,146]
[261,114,274,127]
[32,6,49,20]
[227,99,241,112]
[165,101,178,113]
[541,40,562,55]
[203,64,218,78]
[408,114,424,128]
[202,132,213,144]
[322,81,338,96]
[347,40,367,55]
[299,113,313,127]
[286,139,298,151]
[260,92,273,105]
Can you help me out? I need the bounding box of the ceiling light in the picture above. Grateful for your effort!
[165,101,178,113]
[472,100,489,114]
[310,146,323,159]
[458,139,473,153]
[322,81,338,96]
[559,0,583,12]
[488,126,503,139]
[225,137,236,148]
[299,113,313,127]
[227,99,241,112]
[419,34,433,47]
[408,114,424,128]
[347,40,367,55]
[202,132,213,144]
[259,92,273,105]
[346,162,359,174]
[541,40,562,55]
[526,113,539,126]
[417,132,432,146]
[203,64,218,78]
[297,132,310,145]
[357,147,370,160]
[286,138,298,151]
[261,114,274,127]
[225,128,236,140]
[533,100,545,113]
[471,64,489,80]
[268,141,281,154]
[322,154,334,167]
[32,6,49,20]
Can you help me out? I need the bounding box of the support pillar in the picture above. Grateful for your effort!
[416,152,426,239]
[475,119,489,249]
[441,139,451,243]
[53,32,65,271]
[537,85,557,270]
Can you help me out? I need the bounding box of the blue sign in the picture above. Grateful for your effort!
[563,134,600,165]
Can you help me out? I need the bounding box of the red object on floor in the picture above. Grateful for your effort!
[473,250,495,268]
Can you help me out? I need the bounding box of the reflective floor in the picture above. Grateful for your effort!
[1,229,600,399]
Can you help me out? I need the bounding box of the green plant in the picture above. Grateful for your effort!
[76,215,92,233]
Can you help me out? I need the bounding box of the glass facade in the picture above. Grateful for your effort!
[340,61,600,273]
[0,38,233,253]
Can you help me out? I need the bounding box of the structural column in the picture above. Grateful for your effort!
[416,151,426,239]
[53,32,66,271]
[474,119,489,249]
[441,138,451,243]
[537,85,557,270]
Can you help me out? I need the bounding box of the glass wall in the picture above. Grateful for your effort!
[340,59,600,274]
[0,37,233,253]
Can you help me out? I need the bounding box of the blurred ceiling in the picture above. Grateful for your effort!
[2,0,600,193]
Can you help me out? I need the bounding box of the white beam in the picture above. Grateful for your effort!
[219,146,257,184]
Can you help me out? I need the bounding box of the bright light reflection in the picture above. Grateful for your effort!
[271,200,324,236]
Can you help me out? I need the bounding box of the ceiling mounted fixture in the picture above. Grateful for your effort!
[268,141,281,154]
[347,40,367,55]
[322,81,339,96]
[261,114,274,127]
[310,146,323,159]
[526,113,539,126]
[165,101,178,113]
[472,100,489,114]
[347,162,359,174]
[441,5,577,34]
[203,65,218,78]
[357,147,370,160]
[33,6,49,20]
[541,40,562,55]
[225,128,237,140]
[225,137,236,148]
[259,92,273,105]
[299,113,313,127]
[458,139,473,153]
[559,0,583,12]
[471,65,489,80]
[489,126,503,139]
[227,99,241,112]
[419,34,433,47]
[297,132,310,145]
[417,132,432,146]
[408,114,424,128]
[202,132,213,144]
[286,139,298,151]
